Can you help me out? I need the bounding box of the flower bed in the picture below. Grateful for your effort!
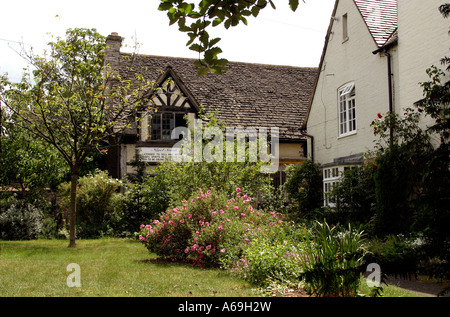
[138,187,285,267]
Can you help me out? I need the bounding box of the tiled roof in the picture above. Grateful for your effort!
[118,54,318,140]
[354,0,398,47]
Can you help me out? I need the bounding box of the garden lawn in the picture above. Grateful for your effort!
[0,238,254,297]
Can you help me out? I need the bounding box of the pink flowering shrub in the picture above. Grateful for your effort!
[138,187,285,267]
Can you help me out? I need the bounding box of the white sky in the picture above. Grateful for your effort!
[0,0,335,81]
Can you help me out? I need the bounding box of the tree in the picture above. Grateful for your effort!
[0,108,68,200]
[0,28,152,247]
[158,0,302,75]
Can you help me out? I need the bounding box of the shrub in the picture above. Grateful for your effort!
[129,109,274,222]
[231,225,304,286]
[58,169,124,238]
[138,187,286,267]
[0,200,43,240]
[328,164,376,230]
[365,235,424,279]
[298,220,367,297]
[284,160,323,220]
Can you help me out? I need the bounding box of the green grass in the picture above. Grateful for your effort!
[358,279,424,297]
[0,238,254,297]
[0,238,424,297]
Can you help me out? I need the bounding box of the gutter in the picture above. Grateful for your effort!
[373,38,397,145]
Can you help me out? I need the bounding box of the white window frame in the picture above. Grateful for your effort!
[323,165,358,207]
[323,167,341,207]
[338,82,357,137]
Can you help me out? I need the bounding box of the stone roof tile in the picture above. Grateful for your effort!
[118,53,317,139]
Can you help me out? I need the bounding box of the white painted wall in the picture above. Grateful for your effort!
[397,0,449,144]
[307,0,398,165]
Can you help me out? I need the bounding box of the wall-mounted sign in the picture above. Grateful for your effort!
[138,147,181,162]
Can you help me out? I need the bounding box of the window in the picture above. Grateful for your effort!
[323,165,356,206]
[338,82,356,137]
[342,13,349,42]
[149,112,187,141]
[323,167,341,206]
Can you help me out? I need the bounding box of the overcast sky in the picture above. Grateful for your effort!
[1,0,335,81]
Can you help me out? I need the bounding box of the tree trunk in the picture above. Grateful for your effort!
[68,167,79,248]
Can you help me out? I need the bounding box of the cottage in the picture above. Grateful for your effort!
[103,33,318,185]
[303,0,449,205]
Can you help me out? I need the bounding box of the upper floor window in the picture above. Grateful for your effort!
[342,13,349,42]
[149,112,187,141]
[338,82,356,137]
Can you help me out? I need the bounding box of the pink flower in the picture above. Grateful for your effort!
[218,225,223,230]
[186,214,192,218]
[212,211,217,216]
[184,248,189,253]
[236,188,241,193]
[220,248,226,253]
[219,209,224,214]
[206,245,212,250]
[240,213,246,217]
[234,206,239,210]
[244,238,250,243]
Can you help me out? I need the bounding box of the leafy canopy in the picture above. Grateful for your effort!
[158,0,302,75]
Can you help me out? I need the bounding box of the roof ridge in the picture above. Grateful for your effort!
[119,52,318,70]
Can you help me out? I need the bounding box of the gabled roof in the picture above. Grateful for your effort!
[150,66,201,112]
[354,0,398,47]
[302,0,398,129]
[118,54,318,140]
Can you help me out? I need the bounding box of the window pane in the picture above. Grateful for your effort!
[150,113,161,140]
[161,113,174,140]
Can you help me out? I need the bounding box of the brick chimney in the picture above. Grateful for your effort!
[104,32,123,71]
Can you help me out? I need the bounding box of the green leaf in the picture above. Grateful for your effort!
[208,37,221,48]
[251,6,261,17]
[289,0,299,12]
[269,1,276,10]
[197,66,209,77]
[158,2,173,11]
[189,43,204,53]
[212,17,223,27]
